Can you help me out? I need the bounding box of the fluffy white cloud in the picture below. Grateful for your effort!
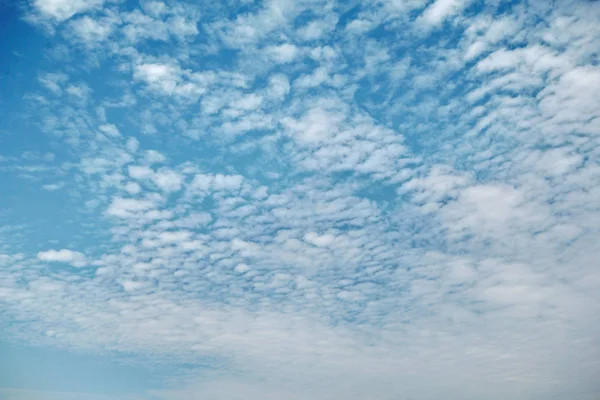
[264,43,299,63]
[418,0,471,27]
[106,197,157,218]
[152,169,184,192]
[68,15,117,44]
[266,74,290,100]
[134,63,181,92]
[128,165,154,180]
[33,0,106,21]
[37,249,88,267]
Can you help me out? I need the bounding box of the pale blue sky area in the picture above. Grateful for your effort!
[0,341,165,395]
[0,0,599,399]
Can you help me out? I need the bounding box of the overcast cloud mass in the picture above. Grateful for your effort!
[0,0,599,399]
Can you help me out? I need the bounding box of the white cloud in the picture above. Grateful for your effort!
[68,15,116,43]
[447,184,525,224]
[121,10,170,42]
[134,63,181,93]
[120,280,147,292]
[152,169,184,192]
[213,0,306,47]
[123,181,141,194]
[345,19,373,34]
[127,165,184,192]
[144,150,166,164]
[65,82,91,101]
[266,74,290,100]
[462,15,522,61]
[264,43,299,63]
[33,0,106,22]
[296,15,337,41]
[128,165,154,180]
[293,67,329,90]
[142,1,167,17]
[186,173,244,198]
[98,123,120,137]
[303,232,335,247]
[297,21,325,41]
[37,249,88,267]
[38,72,68,95]
[234,263,251,273]
[167,14,199,39]
[418,0,470,27]
[106,197,156,218]
[230,93,263,111]
[126,137,139,153]
[281,107,343,145]
[132,62,211,100]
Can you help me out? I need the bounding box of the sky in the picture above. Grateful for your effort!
[0,0,599,399]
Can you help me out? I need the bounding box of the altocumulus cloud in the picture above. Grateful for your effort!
[0,0,599,399]
[37,249,88,267]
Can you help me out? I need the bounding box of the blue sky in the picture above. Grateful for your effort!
[0,0,599,399]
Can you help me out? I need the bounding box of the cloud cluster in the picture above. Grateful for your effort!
[1,0,600,399]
